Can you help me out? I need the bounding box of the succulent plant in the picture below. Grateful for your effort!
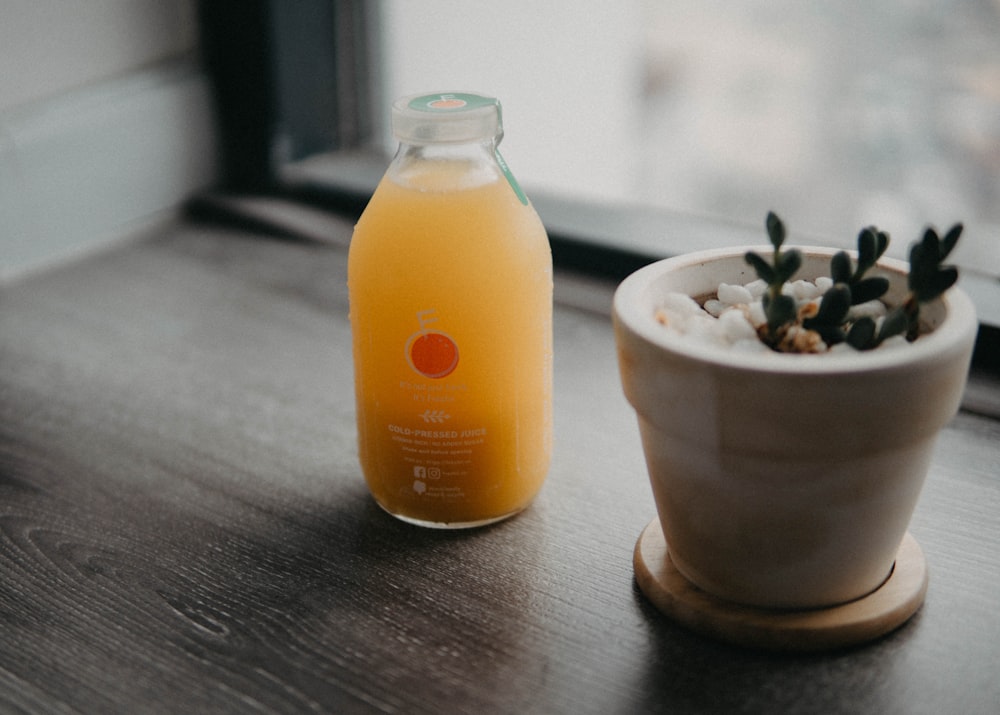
[744,211,962,353]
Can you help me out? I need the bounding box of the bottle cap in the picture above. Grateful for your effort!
[391,92,503,144]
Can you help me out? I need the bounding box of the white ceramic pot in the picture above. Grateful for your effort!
[613,246,977,609]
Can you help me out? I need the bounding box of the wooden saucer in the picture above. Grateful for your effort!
[633,519,928,652]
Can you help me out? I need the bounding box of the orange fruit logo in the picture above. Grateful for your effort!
[428,98,466,109]
[407,331,459,378]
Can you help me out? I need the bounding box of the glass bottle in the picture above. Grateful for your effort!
[348,92,553,528]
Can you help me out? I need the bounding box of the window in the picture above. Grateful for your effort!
[200,0,1000,324]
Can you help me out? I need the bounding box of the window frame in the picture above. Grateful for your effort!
[197,0,1000,336]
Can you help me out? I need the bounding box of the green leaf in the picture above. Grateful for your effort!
[745,251,774,283]
[830,251,852,284]
[875,230,890,260]
[877,307,909,343]
[847,317,877,350]
[857,228,877,271]
[766,211,786,249]
[776,249,802,283]
[814,324,846,346]
[941,223,963,260]
[917,267,958,302]
[908,241,931,292]
[920,228,941,263]
[908,223,962,303]
[765,293,797,332]
[808,284,851,326]
[850,276,890,305]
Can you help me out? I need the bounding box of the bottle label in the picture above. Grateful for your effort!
[392,309,483,503]
[407,93,530,206]
[406,328,460,379]
[494,149,529,206]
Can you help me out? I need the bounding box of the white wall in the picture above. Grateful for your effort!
[0,0,198,112]
[0,0,216,280]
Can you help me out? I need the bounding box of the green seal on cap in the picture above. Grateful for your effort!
[407,92,499,113]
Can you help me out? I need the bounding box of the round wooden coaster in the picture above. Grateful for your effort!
[633,519,928,652]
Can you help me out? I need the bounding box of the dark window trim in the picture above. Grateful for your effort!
[198,0,378,192]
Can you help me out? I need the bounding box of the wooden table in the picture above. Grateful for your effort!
[2,207,998,714]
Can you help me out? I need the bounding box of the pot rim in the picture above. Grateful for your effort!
[613,245,978,376]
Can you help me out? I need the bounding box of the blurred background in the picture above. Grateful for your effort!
[1,0,997,283]
[378,0,999,268]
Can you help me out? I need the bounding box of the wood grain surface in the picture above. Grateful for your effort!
[1,215,998,714]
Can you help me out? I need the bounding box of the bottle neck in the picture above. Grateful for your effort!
[388,138,503,191]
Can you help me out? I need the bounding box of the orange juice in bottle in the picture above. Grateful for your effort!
[348,92,552,528]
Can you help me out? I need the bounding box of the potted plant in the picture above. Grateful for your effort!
[613,212,977,651]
